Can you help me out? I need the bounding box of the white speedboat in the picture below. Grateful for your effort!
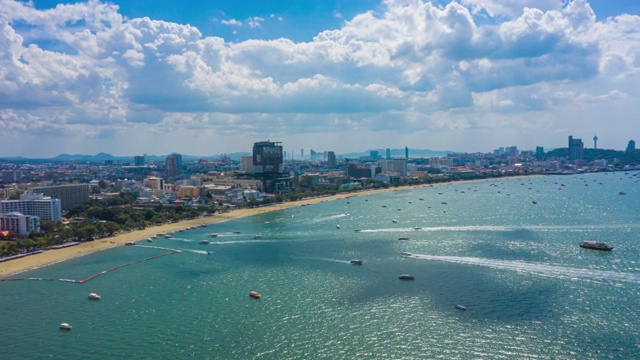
[399,274,414,280]
[59,323,72,330]
[350,259,363,265]
[88,293,101,300]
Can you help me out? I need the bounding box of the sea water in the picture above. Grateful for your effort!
[1,172,639,359]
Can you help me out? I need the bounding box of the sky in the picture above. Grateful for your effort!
[1,0,639,158]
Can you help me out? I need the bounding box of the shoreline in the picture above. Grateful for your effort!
[0,175,538,277]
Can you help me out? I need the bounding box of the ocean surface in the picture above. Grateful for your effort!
[1,172,639,359]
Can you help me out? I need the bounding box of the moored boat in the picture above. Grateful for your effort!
[399,274,414,280]
[88,293,101,300]
[59,323,72,330]
[249,291,261,299]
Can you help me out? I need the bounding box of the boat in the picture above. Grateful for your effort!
[254,235,262,239]
[455,304,467,311]
[354,229,362,233]
[580,241,614,251]
[146,238,153,243]
[398,237,409,240]
[414,227,422,230]
[249,291,261,299]
[399,274,414,280]
[392,219,398,223]
[350,259,363,265]
[164,234,173,238]
[209,234,218,237]
[199,240,210,245]
[400,252,412,256]
[87,293,101,300]
[233,231,241,234]
[336,225,341,229]
[532,201,537,204]
[59,323,72,330]
[619,192,627,195]
[125,241,135,246]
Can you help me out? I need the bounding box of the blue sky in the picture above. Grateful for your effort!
[1,0,639,157]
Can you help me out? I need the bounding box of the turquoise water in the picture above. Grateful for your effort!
[1,172,639,359]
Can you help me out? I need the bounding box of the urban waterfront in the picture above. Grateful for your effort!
[1,172,639,359]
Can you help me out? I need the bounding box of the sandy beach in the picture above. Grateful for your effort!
[0,176,537,277]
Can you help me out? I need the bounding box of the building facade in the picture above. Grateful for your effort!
[327,151,337,168]
[28,184,90,211]
[568,136,584,161]
[253,141,289,193]
[166,155,178,178]
[0,193,62,221]
[0,212,40,236]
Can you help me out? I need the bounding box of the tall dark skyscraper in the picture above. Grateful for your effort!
[253,141,289,193]
[327,151,337,168]
[405,146,409,159]
[626,140,636,154]
[385,148,391,160]
[593,135,598,149]
[166,154,178,177]
[568,136,584,161]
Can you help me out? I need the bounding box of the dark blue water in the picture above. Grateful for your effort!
[1,173,639,359]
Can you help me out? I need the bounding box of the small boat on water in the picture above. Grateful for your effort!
[350,259,363,265]
[125,241,135,246]
[414,227,422,230]
[146,238,153,243]
[392,219,398,223]
[254,235,262,239]
[233,231,241,234]
[88,293,101,300]
[336,225,341,229]
[209,234,218,237]
[532,201,537,204]
[199,240,210,245]
[398,237,409,241]
[59,323,72,330]
[455,304,467,311]
[354,229,362,233]
[399,274,414,280]
[249,291,261,299]
[164,234,173,238]
[580,241,614,251]
[619,192,626,195]
[400,252,412,256]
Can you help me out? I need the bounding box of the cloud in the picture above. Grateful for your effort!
[0,0,639,156]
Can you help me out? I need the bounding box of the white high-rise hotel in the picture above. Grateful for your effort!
[0,193,62,221]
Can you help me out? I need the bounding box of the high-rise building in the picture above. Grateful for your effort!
[327,151,337,168]
[240,156,255,173]
[253,141,288,193]
[0,193,62,221]
[536,146,544,159]
[568,136,584,161]
[385,148,391,160]
[593,135,598,149]
[0,212,40,236]
[405,146,409,159]
[134,155,145,166]
[393,157,408,176]
[166,155,178,178]
[300,149,304,160]
[370,150,379,160]
[626,140,636,154]
[172,153,183,169]
[28,184,90,211]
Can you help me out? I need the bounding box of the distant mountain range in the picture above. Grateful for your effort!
[0,148,453,163]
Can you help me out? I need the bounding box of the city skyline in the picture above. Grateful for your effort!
[1,0,639,157]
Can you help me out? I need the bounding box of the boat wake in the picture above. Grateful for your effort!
[295,256,350,264]
[165,237,194,242]
[405,253,640,284]
[312,213,350,223]
[360,224,640,233]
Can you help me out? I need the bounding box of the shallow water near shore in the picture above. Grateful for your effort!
[1,172,639,359]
